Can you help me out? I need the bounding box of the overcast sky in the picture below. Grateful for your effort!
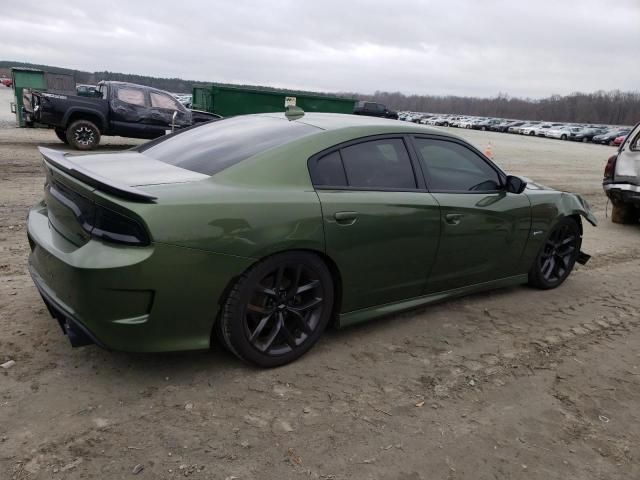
[1,0,638,98]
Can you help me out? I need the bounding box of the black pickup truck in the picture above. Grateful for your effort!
[31,81,219,150]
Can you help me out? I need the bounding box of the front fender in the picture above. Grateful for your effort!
[559,192,598,227]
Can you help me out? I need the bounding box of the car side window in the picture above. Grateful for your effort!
[414,138,501,192]
[150,92,181,110]
[340,138,416,189]
[116,87,146,106]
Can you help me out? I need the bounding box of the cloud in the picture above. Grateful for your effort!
[1,0,638,97]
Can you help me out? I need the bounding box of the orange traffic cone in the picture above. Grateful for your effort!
[484,142,494,159]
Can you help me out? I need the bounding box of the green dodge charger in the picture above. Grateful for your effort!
[27,112,596,367]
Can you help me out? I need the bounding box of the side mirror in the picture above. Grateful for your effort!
[506,175,527,194]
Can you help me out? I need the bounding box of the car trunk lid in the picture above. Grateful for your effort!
[39,147,207,246]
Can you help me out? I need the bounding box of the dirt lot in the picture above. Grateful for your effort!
[1,116,640,480]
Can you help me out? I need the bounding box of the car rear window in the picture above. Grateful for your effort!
[138,116,320,176]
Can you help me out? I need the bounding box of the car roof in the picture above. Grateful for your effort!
[259,112,446,136]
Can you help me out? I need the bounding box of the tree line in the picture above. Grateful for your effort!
[2,60,638,125]
[353,90,640,126]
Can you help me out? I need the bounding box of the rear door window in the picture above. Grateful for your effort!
[340,138,416,189]
[116,88,146,106]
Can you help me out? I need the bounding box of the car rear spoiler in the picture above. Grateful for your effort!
[38,147,157,203]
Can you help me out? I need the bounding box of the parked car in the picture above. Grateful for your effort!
[603,122,640,223]
[535,123,564,137]
[521,124,543,135]
[510,122,538,134]
[458,118,478,129]
[593,129,631,145]
[1,77,12,88]
[545,126,580,140]
[473,118,501,130]
[27,112,595,367]
[492,120,523,133]
[353,101,398,119]
[30,81,220,150]
[569,127,609,143]
[613,135,627,147]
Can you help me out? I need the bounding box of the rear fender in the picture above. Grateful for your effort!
[62,107,107,131]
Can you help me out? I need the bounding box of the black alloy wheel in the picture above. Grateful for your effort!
[528,217,581,289]
[66,119,100,150]
[219,252,334,367]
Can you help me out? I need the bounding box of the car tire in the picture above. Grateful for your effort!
[66,119,100,150]
[54,128,68,144]
[561,134,567,140]
[582,138,588,143]
[528,217,581,290]
[529,132,535,136]
[219,252,334,367]
[611,202,638,224]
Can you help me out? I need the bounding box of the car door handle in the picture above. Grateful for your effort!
[334,211,358,225]
[445,213,464,225]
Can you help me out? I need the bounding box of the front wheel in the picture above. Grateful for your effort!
[528,217,581,289]
[66,119,101,150]
[219,252,334,367]
[561,134,567,140]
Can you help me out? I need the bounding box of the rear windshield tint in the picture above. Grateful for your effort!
[138,116,320,176]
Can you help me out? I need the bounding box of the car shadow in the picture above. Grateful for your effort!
[89,284,527,382]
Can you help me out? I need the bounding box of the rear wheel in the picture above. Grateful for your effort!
[54,128,68,144]
[528,217,581,289]
[219,252,334,367]
[582,137,588,143]
[66,119,100,150]
[611,202,638,224]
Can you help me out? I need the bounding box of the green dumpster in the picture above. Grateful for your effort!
[11,68,46,127]
[10,67,76,127]
[192,85,355,117]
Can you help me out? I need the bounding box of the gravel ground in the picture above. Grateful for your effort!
[1,119,639,480]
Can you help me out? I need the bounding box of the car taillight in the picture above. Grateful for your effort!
[604,154,617,180]
[49,180,150,246]
[90,205,150,246]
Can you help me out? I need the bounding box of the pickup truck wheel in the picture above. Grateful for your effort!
[66,120,100,150]
[54,128,68,144]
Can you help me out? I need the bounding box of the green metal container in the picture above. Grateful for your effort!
[11,68,46,127]
[192,85,355,117]
[10,67,76,127]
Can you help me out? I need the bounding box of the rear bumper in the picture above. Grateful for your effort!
[30,266,104,348]
[27,202,254,352]
[604,183,640,206]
